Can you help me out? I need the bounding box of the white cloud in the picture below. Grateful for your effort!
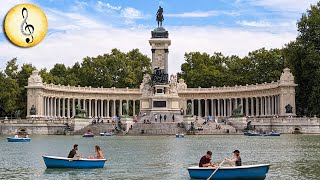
[244,0,318,12]
[167,10,239,18]
[237,20,271,27]
[96,1,121,11]
[0,25,296,75]
[121,7,145,19]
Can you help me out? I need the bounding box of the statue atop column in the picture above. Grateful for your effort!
[156,6,164,27]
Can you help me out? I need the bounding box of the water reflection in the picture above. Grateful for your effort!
[0,135,319,179]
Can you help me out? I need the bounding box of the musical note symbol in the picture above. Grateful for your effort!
[21,7,34,44]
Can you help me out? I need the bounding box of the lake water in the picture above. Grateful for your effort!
[0,134,319,180]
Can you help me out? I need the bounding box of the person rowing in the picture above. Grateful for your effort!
[225,150,241,166]
[199,151,215,167]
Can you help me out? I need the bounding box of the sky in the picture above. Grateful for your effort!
[0,0,318,74]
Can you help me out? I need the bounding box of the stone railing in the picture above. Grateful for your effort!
[178,81,282,93]
[41,83,141,94]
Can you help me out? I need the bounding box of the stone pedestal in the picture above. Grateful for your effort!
[73,118,90,132]
[183,116,194,124]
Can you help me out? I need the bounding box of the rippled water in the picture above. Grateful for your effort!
[0,134,319,180]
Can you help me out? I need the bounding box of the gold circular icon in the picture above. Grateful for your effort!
[4,4,48,47]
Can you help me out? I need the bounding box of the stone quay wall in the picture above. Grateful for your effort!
[228,117,320,134]
[0,119,67,135]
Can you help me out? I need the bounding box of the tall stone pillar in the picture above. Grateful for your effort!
[106,100,110,118]
[245,98,249,116]
[205,99,208,116]
[191,99,194,116]
[88,99,92,118]
[113,100,116,117]
[198,99,201,116]
[94,99,98,118]
[72,99,75,117]
[62,98,65,117]
[83,99,86,111]
[240,98,243,115]
[101,99,104,118]
[217,99,220,117]
[58,98,61,117]
[44,97,47,117]
[251,98,254,116]
[256,97,259,116]
[260,97,264,116]
[133,100,136,116]
[223,99,226,117]
[211,99,214,117]
[227,98,232,116]
[50,97,53,117]
[119,100,122,116]
[67,98,70,118]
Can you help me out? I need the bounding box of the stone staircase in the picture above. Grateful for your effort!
[127,122,186,135]
[73,123,115,135]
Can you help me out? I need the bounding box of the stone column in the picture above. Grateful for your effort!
[198,99,201,116]
[229,98,232,117]
[67,98,70,118]
[235,98,238,110]
[62,98,65,117]
[217,99,220,116]
[119,100,122,116]
[211,99,214,117]
[223,99,226,117]
[58,98,61,117]
[133,100,136,116]
[88,99,92,118]
[72,99,75,117]
[113,100,116,117]
[43,97,47,117]
[94,99,98,118]
[260,97,264,116]
[191,99,194,116]
[245,98,249,116]
[240,98,243,115]
[204,99,208,116]
[50,97,53,117]
[106,100,110,118]
[83,99,86,111]
[256,97,259,116]
[251,98,254,116]
[101,99,104,118]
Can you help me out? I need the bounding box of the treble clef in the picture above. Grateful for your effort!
[21,7,34,44]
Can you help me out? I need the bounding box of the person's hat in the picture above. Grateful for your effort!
[233,150,240,153]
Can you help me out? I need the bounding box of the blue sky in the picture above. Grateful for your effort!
[0,0,318,74]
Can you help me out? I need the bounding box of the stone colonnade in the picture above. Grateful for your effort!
[41,98,140,118]
[184,96,280,117]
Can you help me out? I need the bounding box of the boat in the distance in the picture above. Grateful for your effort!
[244,133,281,136]
[7,137,31,142]
[43,156,106,168]
[100,132,113,136]
[188,164,270,180]
[176,134,184,138]
[83,130,94,137]
[83,133,94,137]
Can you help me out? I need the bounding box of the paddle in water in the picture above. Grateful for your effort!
[207,159,225,180]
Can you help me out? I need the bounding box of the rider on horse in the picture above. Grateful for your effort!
[156,6,164,27]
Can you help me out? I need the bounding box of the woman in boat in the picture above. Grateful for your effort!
[225,150,241,166]
[14,134,19,138]
[88,145,105,159]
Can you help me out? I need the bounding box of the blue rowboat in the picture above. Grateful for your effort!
[245,133,262,136]
[83,134,94,137]
[7,137,31,142]
[263,133,281,136]
[188,164,270,180]
[43,156,106,168]
[176,134,184,138]
[100,133,113,136]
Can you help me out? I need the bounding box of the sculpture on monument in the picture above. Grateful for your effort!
[152,67,168,84]
[156,6,164,27]
[140,74,152,93]
[169,74,178,94]
[232,104,242,117]
[122,102,128,115]
[30,105,36,115]
[285,104,293,113]
[75,104,86,118]
[186,102,192,115]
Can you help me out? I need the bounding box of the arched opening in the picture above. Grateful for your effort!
[293,127,302,134]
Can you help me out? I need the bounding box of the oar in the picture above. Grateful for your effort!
[207,159,225,180]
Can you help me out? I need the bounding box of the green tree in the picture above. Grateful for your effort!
[284,2,320,116]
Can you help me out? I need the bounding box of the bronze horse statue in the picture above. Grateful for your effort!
[156,6,164,27]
